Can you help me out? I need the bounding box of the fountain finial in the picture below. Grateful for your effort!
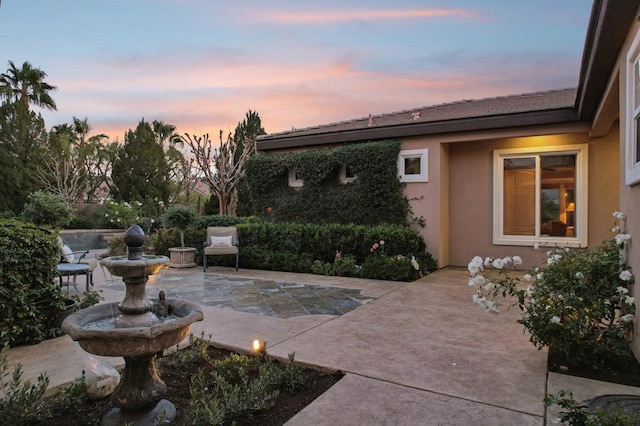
[124,225,145,260]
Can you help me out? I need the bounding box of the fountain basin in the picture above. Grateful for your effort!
[62,300,203,357]
[100,255,169,278]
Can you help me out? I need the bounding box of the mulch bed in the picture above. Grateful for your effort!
[548,348,640,388]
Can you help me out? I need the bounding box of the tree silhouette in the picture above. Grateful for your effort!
[0,60,57,111]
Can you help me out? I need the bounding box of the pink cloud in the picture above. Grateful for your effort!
[45,47,576,142]
[246,8,487,24]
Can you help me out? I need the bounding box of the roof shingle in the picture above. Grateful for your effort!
[258,88,577,142]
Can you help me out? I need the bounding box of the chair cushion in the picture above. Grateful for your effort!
[211,235,233,246]
[62,245,75,263]
[204,245,238,255]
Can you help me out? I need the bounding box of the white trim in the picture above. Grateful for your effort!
[398,148,429,183]
[288,169,303,187]
[625,29,640,185]
[339,165,356,184]
[492,144,588,248]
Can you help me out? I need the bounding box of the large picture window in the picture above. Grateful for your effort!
[625,30,640,185]
[493,145,588,247]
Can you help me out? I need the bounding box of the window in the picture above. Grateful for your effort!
[288,169,303,187]
[625,30,640,185]
[493,145,588,247]
[398,149,428,182]
[339,165,356,184]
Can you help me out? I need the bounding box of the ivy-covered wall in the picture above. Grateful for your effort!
[245,140,411,225]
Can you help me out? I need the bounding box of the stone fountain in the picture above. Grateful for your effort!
[63,225,203,425]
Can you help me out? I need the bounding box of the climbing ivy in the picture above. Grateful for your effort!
[245,140,412,225]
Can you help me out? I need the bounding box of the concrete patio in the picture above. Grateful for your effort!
[6,262,640,425]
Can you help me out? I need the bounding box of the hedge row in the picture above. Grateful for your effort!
[150,220,437,281]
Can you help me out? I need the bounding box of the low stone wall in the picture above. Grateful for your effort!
[59,229,125,251]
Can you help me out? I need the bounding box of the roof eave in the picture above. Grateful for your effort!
[576,0,638,120]
[257,108,580,151]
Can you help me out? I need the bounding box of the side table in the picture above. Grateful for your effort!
[57,263,92,293]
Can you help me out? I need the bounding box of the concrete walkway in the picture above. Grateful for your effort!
[6,265,640,425]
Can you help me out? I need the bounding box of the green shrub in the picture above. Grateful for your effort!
[518,241,635,366]
[20,191,73,228]
[151,219,436,281]
[71,290,103,311]
[162,205,197,230]
[170,333,214,373]
[0,221,66,347]
[238,221,427,265]
[149,227,203,257]
[469,215,635,369]
[311,254,360,277]
[98,199,165,231]
[0,211,16,219]
[99,200,139,228]
[195,214,253,229]
[162,205,197,248]
[240,247,314,272]
[361,255,420,281]
[50,375,88,412]
[545,390,640,426]
[66,215,90,230]
[0,345,51,425]
[185,342,308,424]
[104,234,126,257]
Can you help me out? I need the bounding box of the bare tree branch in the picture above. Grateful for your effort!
[178,131,251,215]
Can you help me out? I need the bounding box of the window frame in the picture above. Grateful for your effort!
[492,144,588,248]
[398,148,429,183]
[339,165,356,184]
[288,169,303,187]
[625,30,640,185]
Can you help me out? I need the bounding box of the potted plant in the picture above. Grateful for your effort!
[163,205,198,268]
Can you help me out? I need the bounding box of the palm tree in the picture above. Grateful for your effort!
[0,60,57,111]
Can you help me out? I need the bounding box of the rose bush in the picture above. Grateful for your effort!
[468,212,635,367]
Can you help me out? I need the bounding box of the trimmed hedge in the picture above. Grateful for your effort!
[0,221,66,347]
[149,219,437,281]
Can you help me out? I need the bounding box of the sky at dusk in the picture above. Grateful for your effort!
[0,1,592,141]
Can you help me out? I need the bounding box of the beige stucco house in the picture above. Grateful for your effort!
[257,0,640,352]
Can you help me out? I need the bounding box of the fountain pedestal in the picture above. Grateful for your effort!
[62,225,203,425]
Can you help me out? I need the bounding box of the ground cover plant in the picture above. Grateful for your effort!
[5,335,341,425]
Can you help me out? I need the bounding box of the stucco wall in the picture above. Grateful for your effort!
[615,7,640,358]
[446,131,619,269]
[399,138,447,266]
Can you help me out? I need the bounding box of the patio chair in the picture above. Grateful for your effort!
[203,227,239,272]
[57,236,98,287]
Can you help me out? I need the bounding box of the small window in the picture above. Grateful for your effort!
[625,30,640,185]
[398,149,428,183]
[288,169,303,187]
[493,145,588,247]
[339,165,356,183]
